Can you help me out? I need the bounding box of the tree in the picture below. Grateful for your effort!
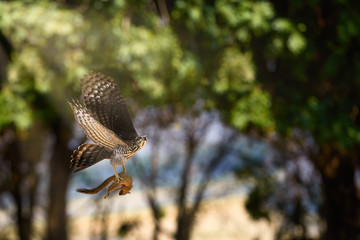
[133,107,238,240]
[252,1,360,239]
[167,0,360,238]
[0,2,88,239]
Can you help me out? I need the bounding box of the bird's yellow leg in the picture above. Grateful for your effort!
[112,165,121,182]
[122,163,126,172]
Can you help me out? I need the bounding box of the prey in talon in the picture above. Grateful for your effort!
[104,172,133,198]
[68,72,147,187]
[77,171,133,198]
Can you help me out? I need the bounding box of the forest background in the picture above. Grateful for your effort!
[0,0,359,240]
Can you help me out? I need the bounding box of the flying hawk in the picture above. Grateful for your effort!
[68,72,147,181]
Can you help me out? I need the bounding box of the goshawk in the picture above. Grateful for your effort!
[68,72,147,181]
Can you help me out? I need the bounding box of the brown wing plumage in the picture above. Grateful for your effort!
[68,99,128,150]
[71,143,113,172]
[81,72,139,143]
[68,72,146,175]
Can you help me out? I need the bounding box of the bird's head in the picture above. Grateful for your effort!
[135,135,147,149]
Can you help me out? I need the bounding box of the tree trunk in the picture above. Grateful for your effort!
[6,135,34,240]
[174,214,193,240]
[175,131,195,240]
[147,193,161,240]
[316,147,360,240]
[46,119,72,240]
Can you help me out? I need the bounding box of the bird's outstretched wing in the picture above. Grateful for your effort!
[80,72,138,143]
[68,99,128,150]
[71,143,113,172]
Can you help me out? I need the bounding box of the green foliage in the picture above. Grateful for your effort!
[231,89,274,130]
[170,0,309,133]
[272,19,307,55]
[258,0,360,149]
[115,26,201,106]
[0,1,89,131]
[0,0,307,134]
[287,32,306,55]
[214,48,254,93]
[211,47,274,130]
[1,0,325,136]
[0,89,32,130]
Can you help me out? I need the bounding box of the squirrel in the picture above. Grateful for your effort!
[76,171,133,199]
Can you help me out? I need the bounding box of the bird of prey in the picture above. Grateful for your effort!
[68,72,147,181]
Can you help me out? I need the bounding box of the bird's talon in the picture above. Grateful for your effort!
[114,175,123,183]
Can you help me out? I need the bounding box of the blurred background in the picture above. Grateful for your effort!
[0,0,359,239]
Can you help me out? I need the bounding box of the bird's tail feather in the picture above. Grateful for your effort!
[70,143,112,172]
